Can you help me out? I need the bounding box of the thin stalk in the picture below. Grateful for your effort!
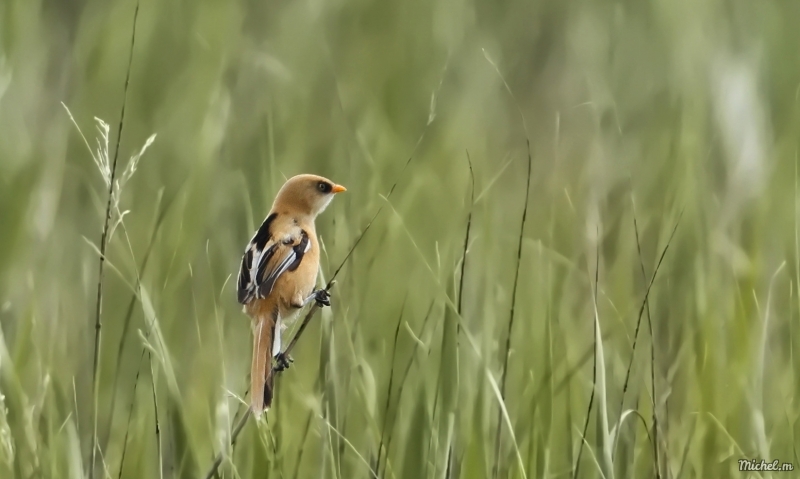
[90,3,139,477]
[573,231,601,479]
[634,210,684,477]
[381,301,436,479]
[444,447,454,479]
[611,201,679,467]
[375,298,407,476]
[117,347,147,479]
[482,48,534,479]
[149,356,163,479]
[492,138,533,478]
[425,307,447,479]
[458,151,476,320]
[447,151,474,479]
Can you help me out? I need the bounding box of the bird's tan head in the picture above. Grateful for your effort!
[272,174,346,217]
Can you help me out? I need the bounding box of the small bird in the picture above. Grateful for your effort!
[237,174,346,414]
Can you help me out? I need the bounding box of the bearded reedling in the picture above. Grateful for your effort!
[237,174,346,414]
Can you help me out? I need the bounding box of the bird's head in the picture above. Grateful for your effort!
[272,174,347,218]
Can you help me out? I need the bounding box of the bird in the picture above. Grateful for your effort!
[236,174,346,415]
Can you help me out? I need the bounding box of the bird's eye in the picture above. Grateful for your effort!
[317,182,332,193]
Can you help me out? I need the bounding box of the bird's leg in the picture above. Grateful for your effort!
[274,352,293,372]
[271,317,292,372]
[313,289,331,307]
[301,288,331,307]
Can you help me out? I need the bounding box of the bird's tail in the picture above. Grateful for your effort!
[251,305,279,415]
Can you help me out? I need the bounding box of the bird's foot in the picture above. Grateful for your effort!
[274,352,293,372]
[314,289,331,307]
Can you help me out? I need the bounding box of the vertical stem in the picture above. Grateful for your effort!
[493,139,533,478]
[573,232,600,479]
[90,3,139,477]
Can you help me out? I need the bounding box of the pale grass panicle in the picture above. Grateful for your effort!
[62,103,156,240]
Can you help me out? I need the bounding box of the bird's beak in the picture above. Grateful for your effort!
[331,184,347,193]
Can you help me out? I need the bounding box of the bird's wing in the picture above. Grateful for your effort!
[237,213,311,304]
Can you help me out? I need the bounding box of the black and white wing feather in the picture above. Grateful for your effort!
[237,213,311,304]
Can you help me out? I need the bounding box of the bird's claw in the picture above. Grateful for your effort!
[274,352,293,372]
[314,289,331,307]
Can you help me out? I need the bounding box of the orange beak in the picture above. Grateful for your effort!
[331,184,347,193]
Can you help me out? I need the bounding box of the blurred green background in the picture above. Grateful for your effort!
[1,0,799,478]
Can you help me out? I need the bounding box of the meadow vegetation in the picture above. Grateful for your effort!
[0,0,798,478]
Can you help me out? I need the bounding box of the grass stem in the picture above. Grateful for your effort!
[90,3,140,477]
[492,139,533,478]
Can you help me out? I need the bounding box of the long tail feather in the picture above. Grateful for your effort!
[251,308,278,414]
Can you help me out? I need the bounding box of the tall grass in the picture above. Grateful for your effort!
[1,0,799,478]
[85,5,140,478]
